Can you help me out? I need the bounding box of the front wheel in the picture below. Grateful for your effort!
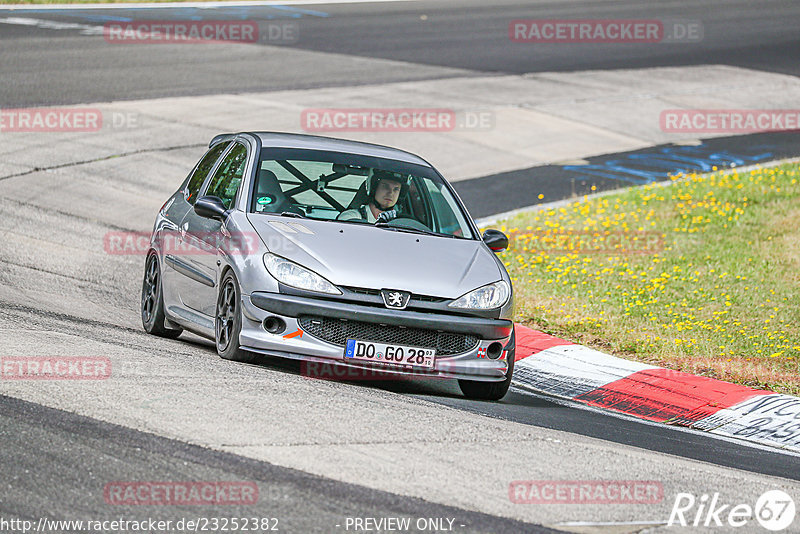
[215,271,258,363]
[141,253,183,339]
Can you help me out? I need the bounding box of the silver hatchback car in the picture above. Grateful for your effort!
[142,132,515,400]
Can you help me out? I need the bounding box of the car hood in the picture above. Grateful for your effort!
[247,216,502,299]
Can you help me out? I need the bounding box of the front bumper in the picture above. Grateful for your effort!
[240,292,514,381]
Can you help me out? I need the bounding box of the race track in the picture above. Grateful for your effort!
[1,1,799,532]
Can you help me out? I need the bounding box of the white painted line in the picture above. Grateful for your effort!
[0,16,103,34]
[557,520,668,527]
[0,0,416,10]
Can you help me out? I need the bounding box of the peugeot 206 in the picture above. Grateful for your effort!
[141,132,515,400]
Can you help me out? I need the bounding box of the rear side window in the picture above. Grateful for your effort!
[185,141,230,204]
[206,143,248,209]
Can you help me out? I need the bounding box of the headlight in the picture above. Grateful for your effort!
[263,254,341,295]
[449,280,510,310]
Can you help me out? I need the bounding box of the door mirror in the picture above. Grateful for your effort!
[194,196,228,221]
[482,229,508,253]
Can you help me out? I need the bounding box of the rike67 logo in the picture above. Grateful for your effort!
[669,490,795,531]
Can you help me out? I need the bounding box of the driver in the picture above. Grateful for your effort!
[338,169,405,223]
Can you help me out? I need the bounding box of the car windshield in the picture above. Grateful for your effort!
[249,148,474,239]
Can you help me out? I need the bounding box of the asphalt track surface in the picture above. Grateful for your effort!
[0,394,553,533]
[2,1,800,532]
[0,0,797,106]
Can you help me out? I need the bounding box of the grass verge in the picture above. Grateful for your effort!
[494,161,800,395]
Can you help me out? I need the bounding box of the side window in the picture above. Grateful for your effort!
[424,179,472,238]
[206,143,248,209]
[185,141,230,205]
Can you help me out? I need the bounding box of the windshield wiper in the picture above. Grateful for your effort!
[279,211,306,218]
[374,222,457,238]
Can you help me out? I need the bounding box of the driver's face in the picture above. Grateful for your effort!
[374,179,402,210]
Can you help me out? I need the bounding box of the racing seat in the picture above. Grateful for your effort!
[346,181,370,210]
[255,170,292,213]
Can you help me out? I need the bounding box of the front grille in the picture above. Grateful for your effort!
[298,316,479,356]
[345,287,380,296]
[340,286,449,305]
[412,294,448,303]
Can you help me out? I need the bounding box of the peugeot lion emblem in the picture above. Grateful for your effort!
[381,289,411,310]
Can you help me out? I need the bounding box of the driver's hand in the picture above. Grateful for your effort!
[376,209,397,223]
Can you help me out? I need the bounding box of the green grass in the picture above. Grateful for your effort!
[493,161,800,395]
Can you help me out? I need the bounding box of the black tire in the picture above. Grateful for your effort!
[141,253,183,339]
[215,271,258,363]
[458,330,515,401]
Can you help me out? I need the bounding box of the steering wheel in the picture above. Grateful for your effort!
[386,217,432,232]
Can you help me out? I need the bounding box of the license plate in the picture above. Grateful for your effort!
[344,339,435,369]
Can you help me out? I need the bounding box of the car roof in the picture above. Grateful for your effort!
[211,131,432,167]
